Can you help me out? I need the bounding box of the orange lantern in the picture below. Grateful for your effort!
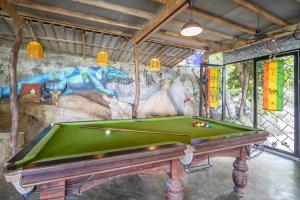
[96,50,109,66]
[26,41,44,60]
[149,58,160,72]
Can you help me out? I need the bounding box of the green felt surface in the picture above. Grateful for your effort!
[16,116,259,166]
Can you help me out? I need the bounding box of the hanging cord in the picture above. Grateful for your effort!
[188,0,194,20]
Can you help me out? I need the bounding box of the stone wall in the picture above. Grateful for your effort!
[0,46,200,142]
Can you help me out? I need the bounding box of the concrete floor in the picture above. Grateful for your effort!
[1,152,300,200]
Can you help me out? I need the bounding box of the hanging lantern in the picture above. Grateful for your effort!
[149,58,160,72]
[26,41,44,60]
[96,50,109,66]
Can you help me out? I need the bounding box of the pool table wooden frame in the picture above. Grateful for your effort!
[4,125,267,200]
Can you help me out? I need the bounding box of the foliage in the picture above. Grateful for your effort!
[209,52,223,65]
[226,56,294,101]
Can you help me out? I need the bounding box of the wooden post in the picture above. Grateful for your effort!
[132,44,140,119]
[9,23,23,156]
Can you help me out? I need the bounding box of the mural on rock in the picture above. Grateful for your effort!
[0,47,199,141]
[0,66,129,99]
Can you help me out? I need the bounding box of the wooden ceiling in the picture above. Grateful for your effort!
[0,0,299,63]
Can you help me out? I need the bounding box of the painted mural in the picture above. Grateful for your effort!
[0,66,129,100]
[0,62,199,144]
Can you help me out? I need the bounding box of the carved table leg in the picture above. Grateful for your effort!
[40,181,66,200]
[165,159,184,200]
[232,147,249,196]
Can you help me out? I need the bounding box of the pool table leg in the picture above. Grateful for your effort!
[40,180,66,200]
[165,159,184,200]
[232,146,249,196]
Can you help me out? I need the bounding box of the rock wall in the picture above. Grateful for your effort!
[0,46,200,142]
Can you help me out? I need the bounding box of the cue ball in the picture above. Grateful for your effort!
[105,129,111,135]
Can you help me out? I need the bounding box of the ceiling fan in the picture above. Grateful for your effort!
[250,14,267,40]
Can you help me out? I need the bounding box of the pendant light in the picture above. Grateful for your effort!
[149,58,160,72]
[96,50,109,66]
[180,0,202,36]
[26,40,44,60]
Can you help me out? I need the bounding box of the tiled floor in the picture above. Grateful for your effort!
[1,152,300,200]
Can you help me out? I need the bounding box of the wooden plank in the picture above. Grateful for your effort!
[10,0,142,30]
[0,0,23,27]
[232,0,290,26]
[132,0,189,44]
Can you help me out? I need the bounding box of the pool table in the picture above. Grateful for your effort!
[4,116,268,200]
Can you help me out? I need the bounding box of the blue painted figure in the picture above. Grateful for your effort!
[0,66,129,98]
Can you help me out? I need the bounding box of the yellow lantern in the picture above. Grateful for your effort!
[26,41,44,60]
[96,50,109,66]
[149,58,160,72]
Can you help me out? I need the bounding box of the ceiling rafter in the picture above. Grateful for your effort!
[4,1,212,48]
[74,0,239,40]
[0,11,202,50]
[9,0,143,30]
[158,30,221,47]
[211,23,298,53]
[0,0,23,27]
[0,31,190,60]
[154,0,256,34]
[190,8,256,34]
[73,0,153,20]
[232,0,290,26]
[132,0,188,44]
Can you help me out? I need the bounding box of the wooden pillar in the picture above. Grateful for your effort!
[232,146,249,195]
[40,181,66,200]
[165,159,184,200]
[9,21,23,156]
[132,44,140,119]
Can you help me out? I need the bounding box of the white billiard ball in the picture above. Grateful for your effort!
[105,129,111,135]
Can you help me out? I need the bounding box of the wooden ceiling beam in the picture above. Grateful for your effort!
[0,0,22,27]
[0,10,204,50]
[74,0,234,44]
[232,0,290,27]
[73,0,153,20]
[158,30,221,47]
[6,1,218,47]
[190,8,256,34]
[132,0,188,44]
[9,0,142,30]
[154,0,256,34]
[0,31,190,57]
[211,23,298,53]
